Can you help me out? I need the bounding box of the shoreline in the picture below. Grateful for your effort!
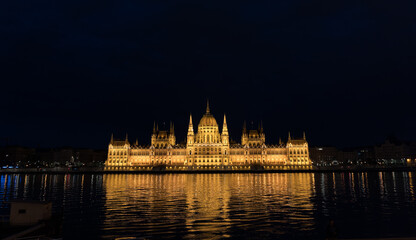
[0,166,415,174]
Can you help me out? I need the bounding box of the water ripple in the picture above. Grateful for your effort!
[1,172,416,239]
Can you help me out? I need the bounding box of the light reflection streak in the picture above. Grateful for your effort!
[23,174,28,198]
[0,172,415,239]
[409,172,414,200]
[103,173,315,239]
[379,172,385,197]
[348,173,354,200]
[332,172,336,196]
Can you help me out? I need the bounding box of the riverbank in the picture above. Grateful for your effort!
[0,166,415,174]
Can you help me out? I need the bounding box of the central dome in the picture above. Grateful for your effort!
[195,101,221,143]
[197,100,218,127]
[198,113,218,127]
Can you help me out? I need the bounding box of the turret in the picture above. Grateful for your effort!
[259,121,263,133]
[259,121,265,143]
[221,114,229,145]
[124,133,130,149]
[110,133,114,145]
[169,121,176,145]
[222,114,228,134]
[151,121,157,146]
[187,114,194,145]
[241,121,248,145]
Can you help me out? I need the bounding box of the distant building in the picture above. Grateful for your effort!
[310,136,416,166]
[309,147,339,165]
[36,147,74,166]
[105,102,311,170]
[0,146,35,166]
[375,136,416,165]
[76,149,107,166]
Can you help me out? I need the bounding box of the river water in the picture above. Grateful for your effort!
[1,172,415,239]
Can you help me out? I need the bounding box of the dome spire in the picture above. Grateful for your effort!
[206,99,210,114]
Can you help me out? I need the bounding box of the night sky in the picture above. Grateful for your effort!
[1,1,415,149]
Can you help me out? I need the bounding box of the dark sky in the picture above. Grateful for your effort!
[1,0,415,149]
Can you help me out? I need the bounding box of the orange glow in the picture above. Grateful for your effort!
[105,104,311,170]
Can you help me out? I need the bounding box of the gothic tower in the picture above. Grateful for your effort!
[221,114,229,145]
[241,121,248,145]
[259,121,265,143]
[151,121,157,146]
[187,114,194,145]
[168,121,176,145]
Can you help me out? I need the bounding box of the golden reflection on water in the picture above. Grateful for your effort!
[2,172,416,238]
[409,172,414,199]
[103,173,316,239]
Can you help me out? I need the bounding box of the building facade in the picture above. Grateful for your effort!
[105,103,311,170]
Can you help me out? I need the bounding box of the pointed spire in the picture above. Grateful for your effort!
[303,131,306,140]
[125,133,128,143]
[206,99,210,114]
[153,121,156,134]
[288,132,291,141]
[243,121,247,134]
[279,137,282,145]
[170,121,175,134]
[260,121,264,133]
[156,123,159,132]
[188,114,194,135]
[110,133,114,144]
[222,114,228,134]
[135,139,138,145]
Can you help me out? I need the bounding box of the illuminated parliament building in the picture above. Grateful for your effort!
[105,103,311,170]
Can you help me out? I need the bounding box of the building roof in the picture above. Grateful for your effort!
[288,139,307,145]
[198,113,218,127]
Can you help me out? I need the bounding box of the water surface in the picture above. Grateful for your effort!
[1,172,415,239]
